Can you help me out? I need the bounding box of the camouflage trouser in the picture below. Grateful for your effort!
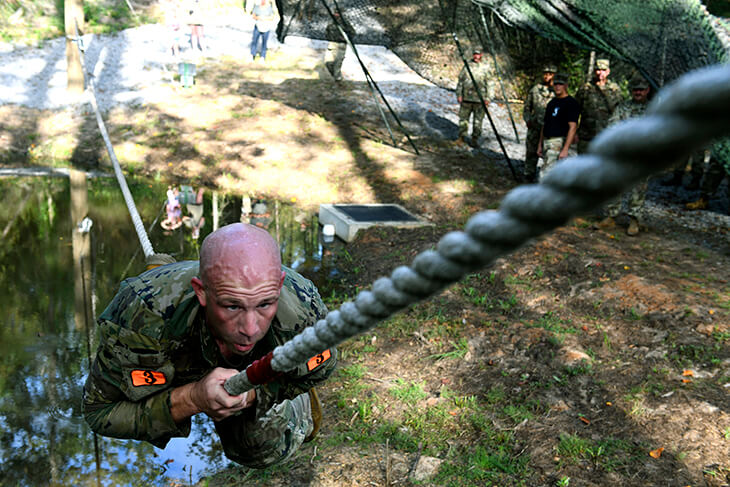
[605,177,648,220]
[524,125,542,180]
[538,137,565,181]
[458,102,485,140]
[700,155,728,196]
[577,138,592,155]
[672,149,706,184]
[215,391,313,468]
[326,42,346,79]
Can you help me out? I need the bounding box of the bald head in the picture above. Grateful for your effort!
[199,223,281,286]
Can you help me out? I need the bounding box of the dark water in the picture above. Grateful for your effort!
[0,174,344,486]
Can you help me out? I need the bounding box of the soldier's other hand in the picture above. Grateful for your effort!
[457,96,463,103]
[537,146,543,157]
[191,367,256,421]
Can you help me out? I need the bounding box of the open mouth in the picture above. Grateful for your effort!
[234,343,254,353]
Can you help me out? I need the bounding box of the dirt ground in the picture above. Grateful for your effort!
[1,47,729,486]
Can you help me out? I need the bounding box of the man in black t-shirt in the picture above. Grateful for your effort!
[537,73,580,180]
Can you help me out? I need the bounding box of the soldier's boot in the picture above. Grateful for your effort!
[686,197,708,210]
[304,388,322,443]
[595,216,616,230]
[626,217,640,236]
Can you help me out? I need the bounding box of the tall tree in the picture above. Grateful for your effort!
[65,0,85,94]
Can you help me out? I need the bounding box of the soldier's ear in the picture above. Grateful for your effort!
[279,270,285,290]
[191,277,207,306]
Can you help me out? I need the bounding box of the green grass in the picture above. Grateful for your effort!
[557,433,646,471]
[430,338,469,360]
[390,379,429,402]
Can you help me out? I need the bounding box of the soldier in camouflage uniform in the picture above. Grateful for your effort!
[522,65,556,182]
[575,59,623,154]
[456,47,494,148]
[686,139,730,211]
[598,76,651,235]
[83,223,337,468]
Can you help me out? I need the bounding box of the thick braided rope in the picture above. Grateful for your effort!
[225,64,730,395]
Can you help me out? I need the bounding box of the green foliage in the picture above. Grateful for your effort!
[705,0,730,17]
[390,378,429,402]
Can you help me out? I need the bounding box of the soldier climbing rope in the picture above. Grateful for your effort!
[71,25,729,400]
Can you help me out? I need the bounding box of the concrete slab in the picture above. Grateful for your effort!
[319,204,431,242]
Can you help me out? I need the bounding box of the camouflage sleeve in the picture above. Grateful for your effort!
[609,84,623,111]
[485,70,496,100]
[608,103,624,125]
[82,319,190,449]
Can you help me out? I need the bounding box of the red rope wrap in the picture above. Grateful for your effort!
[245,351,283,385]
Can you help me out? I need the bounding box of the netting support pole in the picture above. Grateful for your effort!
[452,32,518,182]
[73,24,155,259]
[478,7,520,143]
[279,0,305,42]
[322,0,420,155]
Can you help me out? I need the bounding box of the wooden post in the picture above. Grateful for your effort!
[70,169,92,330]
[65,0,85,94]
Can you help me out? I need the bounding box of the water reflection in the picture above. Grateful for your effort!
[0,174,344,485]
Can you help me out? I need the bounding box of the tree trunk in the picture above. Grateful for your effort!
[586,50,595,84]
[65,0,85,94]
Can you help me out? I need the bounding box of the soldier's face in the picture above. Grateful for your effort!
[594,68,609,83]
[632,87,649,103]
[473,53,482,62]
[192,266,285,359]
[543,72,554,84]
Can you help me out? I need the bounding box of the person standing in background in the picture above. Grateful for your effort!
[575,58,622,154]
[522,65,556,182]
[455,47,494,148]
[248,0,279,62]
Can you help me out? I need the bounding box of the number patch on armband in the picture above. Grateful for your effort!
[131,369,167,386]
[306,349,331,371]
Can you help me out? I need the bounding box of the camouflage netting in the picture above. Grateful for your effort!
[278,0,729,173]
[278,0,728,90]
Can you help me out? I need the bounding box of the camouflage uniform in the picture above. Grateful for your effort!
[687,139,730,210]
[603,97,650,220]
[83,261,337,468]
[523,81,554,181]
[575,80,622,154]
[456,58,493,143]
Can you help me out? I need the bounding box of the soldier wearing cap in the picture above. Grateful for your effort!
[522,64,556,182]
[455,46,495,148]
[598,75,652,235]
[83,223,337,468]
[575,58,623,154]
[537,72,580,179]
